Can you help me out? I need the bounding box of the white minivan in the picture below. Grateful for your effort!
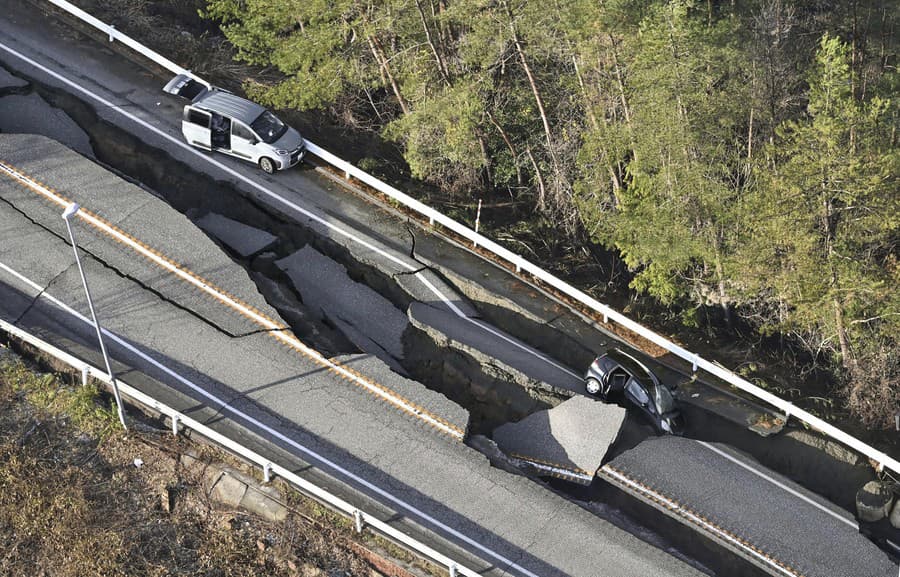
[163,74,306,174]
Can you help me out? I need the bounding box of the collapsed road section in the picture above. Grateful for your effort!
[0,132,706,577]
[1,16,897,574]
[493,395,626,484]
[487,397,897,576]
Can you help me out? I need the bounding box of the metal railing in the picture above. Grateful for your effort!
[41,0,900,478]
[0,317,481,577]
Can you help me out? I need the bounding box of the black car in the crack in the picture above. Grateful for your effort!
[584,348,684,435]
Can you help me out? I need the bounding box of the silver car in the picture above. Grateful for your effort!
[163,74,305,174]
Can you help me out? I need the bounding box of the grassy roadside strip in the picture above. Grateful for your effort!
[0,342,441,577]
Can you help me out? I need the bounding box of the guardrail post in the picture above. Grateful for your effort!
[107,24,115,42]
[449,563,458,577]
[171,414,179,436]
[691,354,699,373]
[81,365,89,387]
[473,199,482,246]
[353,509,364,533]
[263,462,273,483]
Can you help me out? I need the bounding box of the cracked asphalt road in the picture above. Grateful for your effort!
[3,4,888,575]
[0,127,704,576]
[604,438,897,577]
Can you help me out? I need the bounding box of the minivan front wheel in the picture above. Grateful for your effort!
[259,157,276,174]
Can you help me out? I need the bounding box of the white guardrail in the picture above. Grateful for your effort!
[0,318,480,577]
[42,0,900,479]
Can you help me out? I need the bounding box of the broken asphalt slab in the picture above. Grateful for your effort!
[493,395,626,484]
[332,353,470,437]
[195,212,278,258]
[408,300,583,395]
[0,64,29,90]
[601,436,898,577]
[0,81,94,157]
[276,245,408,364]
[0,134,279,337]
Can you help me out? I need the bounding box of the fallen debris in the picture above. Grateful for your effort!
[493,395,626,484]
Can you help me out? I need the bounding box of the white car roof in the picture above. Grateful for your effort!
[196,91,265,125]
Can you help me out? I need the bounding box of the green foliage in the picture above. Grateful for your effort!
[2,356,117,437]
[201,0,899,426]
[740,34,898,375]
[383,82,485,190]
[578,1,749,304]
[203,0,383,110]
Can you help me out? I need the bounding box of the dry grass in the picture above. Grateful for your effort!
[0,348,382,577]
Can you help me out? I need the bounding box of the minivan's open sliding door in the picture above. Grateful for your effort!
[182,107,212,150]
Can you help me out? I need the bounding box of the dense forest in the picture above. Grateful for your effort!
[199,0,898,428]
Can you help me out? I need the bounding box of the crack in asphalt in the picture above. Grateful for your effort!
[0,82,31,97]
[0,194,259,340]
[543,313,563,326]
[508,504,565,576]
[12,262,72,325]
[0,66,32,97]
[391,265,429,278]
[231,326,293,338]
[398,223,442,278]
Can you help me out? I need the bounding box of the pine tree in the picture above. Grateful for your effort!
[742,34,898,424]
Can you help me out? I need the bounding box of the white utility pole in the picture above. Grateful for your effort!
[62,202,127,429]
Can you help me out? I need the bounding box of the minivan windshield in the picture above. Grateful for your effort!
[250,110,287,144]
[652,384,676,414]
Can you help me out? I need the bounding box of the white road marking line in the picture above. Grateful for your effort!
[468,316,582,379]
[0,38,581,384]
[697,440,858,530]
[0,259,540,577]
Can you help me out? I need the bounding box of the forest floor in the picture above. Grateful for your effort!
[0,344,433,577]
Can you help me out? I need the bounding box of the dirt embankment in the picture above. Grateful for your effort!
[0,345,428,577]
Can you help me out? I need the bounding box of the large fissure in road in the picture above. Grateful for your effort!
[0,63,567,436]
[5,62,895,576]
